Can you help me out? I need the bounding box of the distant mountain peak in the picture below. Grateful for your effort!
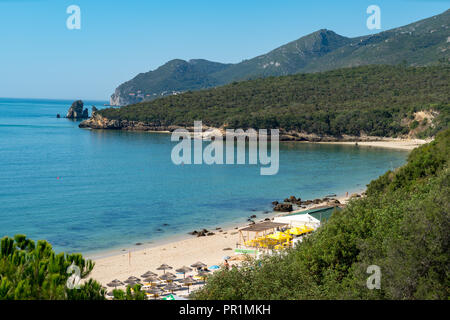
[110,9,450,106]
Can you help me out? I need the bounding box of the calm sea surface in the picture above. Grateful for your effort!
[0,98,409,255]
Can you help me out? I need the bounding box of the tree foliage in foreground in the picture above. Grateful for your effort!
[193,129,450,300]
[112,284,147,300]
[0,235,104,300]
[0,235,145,300]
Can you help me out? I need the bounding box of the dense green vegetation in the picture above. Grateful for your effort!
[193,129,450,300]
[0,235,145,300]
[111,59,230,105]
[111,9,449,105]
[101,65,449,137]
[0,235,104,299]
[300,9,450,73]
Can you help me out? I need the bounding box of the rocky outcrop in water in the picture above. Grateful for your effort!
[79,112,185,131]
[273,203,293,212]
[66,100,89,119]
[274,194,344,210]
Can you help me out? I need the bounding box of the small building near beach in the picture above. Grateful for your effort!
[273,213,321,229]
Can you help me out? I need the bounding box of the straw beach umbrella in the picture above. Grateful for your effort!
[160,271,176,277]
[181,276,196,293]
[156,264,173,274]
[159,272,177,282]
[124,276,141,286]
[106,279,124,288]
[175,266,193,278]
[164,282,181,294]
[190,261,207,269]
[141,271,157,278]
[146,287,164,300]
[143,276,160,286]
[125,276,141,282]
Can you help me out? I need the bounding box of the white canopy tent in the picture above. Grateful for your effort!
[273,213,321,229]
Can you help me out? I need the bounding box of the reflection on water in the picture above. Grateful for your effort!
[0,98,409,254]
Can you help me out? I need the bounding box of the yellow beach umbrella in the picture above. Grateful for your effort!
[267,232,291,241]
[300,225,314,233]
[288,227,305,235]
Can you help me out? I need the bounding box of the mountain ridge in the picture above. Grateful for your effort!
[83,64,450,141]
[110,9,450,106]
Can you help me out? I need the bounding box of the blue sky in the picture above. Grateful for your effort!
[0,0,448,100]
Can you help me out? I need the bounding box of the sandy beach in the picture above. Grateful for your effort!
[88,225,241,288]
[88,195,350,290]
[88,139,427,292]
[317,138,430,150]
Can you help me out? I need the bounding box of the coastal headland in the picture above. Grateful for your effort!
[80,112,428,150]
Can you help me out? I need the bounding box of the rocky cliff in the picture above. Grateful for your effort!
[66,100,89,119]
[79,112,183,131]
[79,114,389,142]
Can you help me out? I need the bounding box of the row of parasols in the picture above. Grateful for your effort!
[106,261,219,299]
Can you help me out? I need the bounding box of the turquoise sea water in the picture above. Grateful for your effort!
[0,98,409,255]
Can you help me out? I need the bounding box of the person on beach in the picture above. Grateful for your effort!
[224,259,230,270]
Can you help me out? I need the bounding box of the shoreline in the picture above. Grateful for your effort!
[86,184,364,260]
[87,191,357,287]
[315,138,430,151]
[85,137,425,287]
[79,113,431,152]
[80,123,429,152]
[84,209,278,260]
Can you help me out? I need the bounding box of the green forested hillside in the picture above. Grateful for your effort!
[212,29,352,83]
[110,59,231,105]
[302,9,450,73]
[100,65,450,137]
[110,9,449,106]
[193,129,450,300]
